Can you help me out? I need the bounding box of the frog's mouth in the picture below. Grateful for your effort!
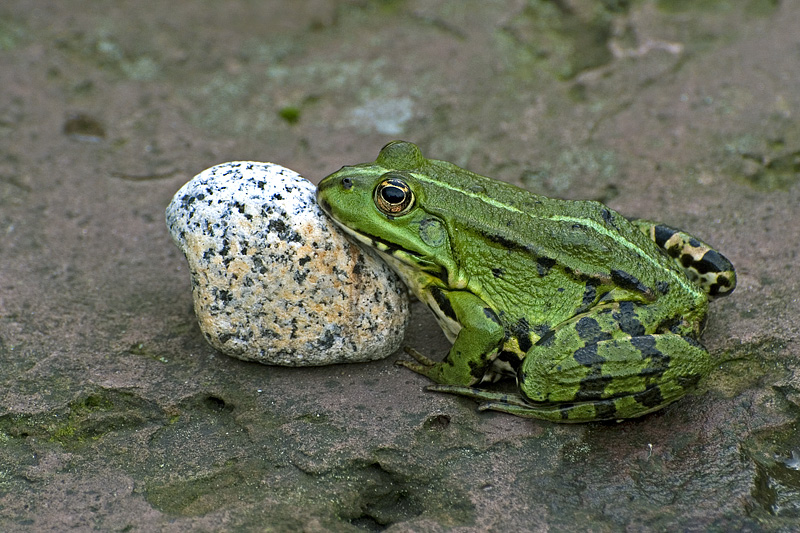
[325,211,424,264]
[315,193,332,217]
[318,197,445,285]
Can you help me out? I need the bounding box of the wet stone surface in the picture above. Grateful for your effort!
[1,1,800,531]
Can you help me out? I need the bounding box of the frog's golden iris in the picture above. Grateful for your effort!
[374,175,415,216]
[317,141,736,422]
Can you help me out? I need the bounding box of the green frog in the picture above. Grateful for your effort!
[316,141,736,422]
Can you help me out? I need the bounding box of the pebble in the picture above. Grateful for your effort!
[166,161,409,366]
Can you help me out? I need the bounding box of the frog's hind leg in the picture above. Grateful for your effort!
[517,332,712,422]
[429,352,696,423]
[429,328,711,423]
[629,219,736,298]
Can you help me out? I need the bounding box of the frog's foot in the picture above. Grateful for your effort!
[395,347,441,379]
[428,384,666,422]
[427,384,532,408]
[427,385,588,422]
[397,347,490,386]
[402,346,438,366]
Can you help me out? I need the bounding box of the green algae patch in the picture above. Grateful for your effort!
[657,0,779,17]
[722,134,800,192]
[497,0,627,81]
[744,421,800,522]
[330,455,474,530]
[146,466,255,516]
[0,389,166,450]
[707,338,790,399]
[49,393,115,446]
[139,403,477,528]
[51,390,166,448]
[0,15,28,51]
[278,106,301,125]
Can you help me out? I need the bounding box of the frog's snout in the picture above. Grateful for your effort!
[315,181,332,214]
[316,196,331,216]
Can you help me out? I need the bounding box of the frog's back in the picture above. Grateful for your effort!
[417,159,707,329]
[419,159,678,278]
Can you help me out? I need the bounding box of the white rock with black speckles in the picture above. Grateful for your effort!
[166,161,409,366]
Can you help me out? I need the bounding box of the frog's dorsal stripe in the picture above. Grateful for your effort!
[411,172,700,298]
[551,214,696,296]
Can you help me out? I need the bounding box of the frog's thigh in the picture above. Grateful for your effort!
[411,290,505,386]
[521,333,711,420]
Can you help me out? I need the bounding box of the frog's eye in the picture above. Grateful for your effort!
[374,175,414,216]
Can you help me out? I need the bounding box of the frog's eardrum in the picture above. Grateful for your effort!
[166,161,409,366]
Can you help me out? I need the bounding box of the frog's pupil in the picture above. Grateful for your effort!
[382,186,405,204]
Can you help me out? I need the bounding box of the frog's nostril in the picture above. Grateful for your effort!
[342,177,353,190]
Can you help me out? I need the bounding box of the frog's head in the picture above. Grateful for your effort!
[317,141,455,280]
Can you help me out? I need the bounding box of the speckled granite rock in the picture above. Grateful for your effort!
[166,161,409,366]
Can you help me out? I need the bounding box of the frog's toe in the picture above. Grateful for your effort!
[396,347,436,375]
[395,359,426,373]
[428,384,533,408]
[427,384,482,395]
[402,346,438,366]
[395,357,443,381]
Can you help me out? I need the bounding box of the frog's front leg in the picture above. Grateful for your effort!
[397,289,504,386]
